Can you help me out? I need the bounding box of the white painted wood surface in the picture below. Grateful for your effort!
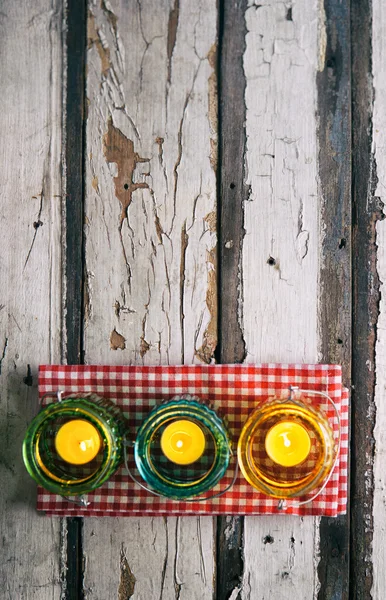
[372,2,386,597]
[83,0,217,597]
[0,2,64,598]
[240,1,322,598]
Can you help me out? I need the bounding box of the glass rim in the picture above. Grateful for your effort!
[134,398,231,499]
[23,397,124,496]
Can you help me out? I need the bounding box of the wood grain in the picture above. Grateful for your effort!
[64,0,88,597]
[216,0,248,597]
[0,2,64,597]
[82,1,217,597]
[241,1,322,597]
[369,0,386,597]
[317,0,351,597]
[351,0,377,597]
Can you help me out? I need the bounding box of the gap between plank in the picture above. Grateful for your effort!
[350,0,378,596]
[317,0,351,598]
[64,0,88,598]
[216,1,248,598]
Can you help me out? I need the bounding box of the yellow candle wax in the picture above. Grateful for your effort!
[265,421,311,467]
[161,419,205,465]
[55,419,101,465]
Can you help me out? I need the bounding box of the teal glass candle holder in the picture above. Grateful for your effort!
[134,397,231,499]
[23,393,128,498]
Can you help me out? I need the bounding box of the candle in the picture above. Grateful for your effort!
[265,421,311,467]
[55,419,101,465]
[160,419,205,465]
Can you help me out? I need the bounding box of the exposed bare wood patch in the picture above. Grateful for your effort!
[140,336,150,357]
[103,117,150,225]
[110,328,126,350]
[167,0,180,85]
[88,11,111,76]
[205,211,217,233]
[118,548,136,600]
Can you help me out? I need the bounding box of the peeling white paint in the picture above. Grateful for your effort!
[83,1,217,597]
[241,0,321,597]
[0,1,63,596]
[371,1,386,597]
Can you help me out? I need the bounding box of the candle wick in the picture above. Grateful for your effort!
[279,433,291,448]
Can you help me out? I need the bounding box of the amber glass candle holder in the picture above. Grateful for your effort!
[237,388,339,501]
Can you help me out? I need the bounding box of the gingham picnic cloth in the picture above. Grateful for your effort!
[36,364,349,517]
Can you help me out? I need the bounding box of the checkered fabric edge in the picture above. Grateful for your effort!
[36,364,348,517]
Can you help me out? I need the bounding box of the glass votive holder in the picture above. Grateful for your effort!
[133,396,232,500]
[237,388,339,502]
[23,392,128,500]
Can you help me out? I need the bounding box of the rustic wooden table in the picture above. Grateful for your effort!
[1,0,384,598]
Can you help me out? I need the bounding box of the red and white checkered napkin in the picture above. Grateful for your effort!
[37,364,349,517]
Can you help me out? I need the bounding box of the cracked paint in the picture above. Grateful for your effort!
[195,245,217,363]
[101,0,118,36]
[24,190,44,270]
[167,0,180,85]
[207,44,218,172]
[88,11,111,77]
[84,273,92,326]
[179,221,189,363]
[0,337,8,375]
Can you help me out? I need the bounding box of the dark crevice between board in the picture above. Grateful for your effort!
[216,1,248,598]
[351,0,379,596]
[64,0,88,598]
[316,1,351,599]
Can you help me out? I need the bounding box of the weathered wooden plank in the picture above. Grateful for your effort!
[240,1,324,598]
[369,0,386,597]
[216,0,248,597]
[350,0,377,598]
[83,516,214,598]
[0,2,64,598]
[82,1,217,597]
[317,0,351,597]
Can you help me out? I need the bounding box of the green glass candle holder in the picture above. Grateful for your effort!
[134,397,231,499]
[23,393,128,498]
